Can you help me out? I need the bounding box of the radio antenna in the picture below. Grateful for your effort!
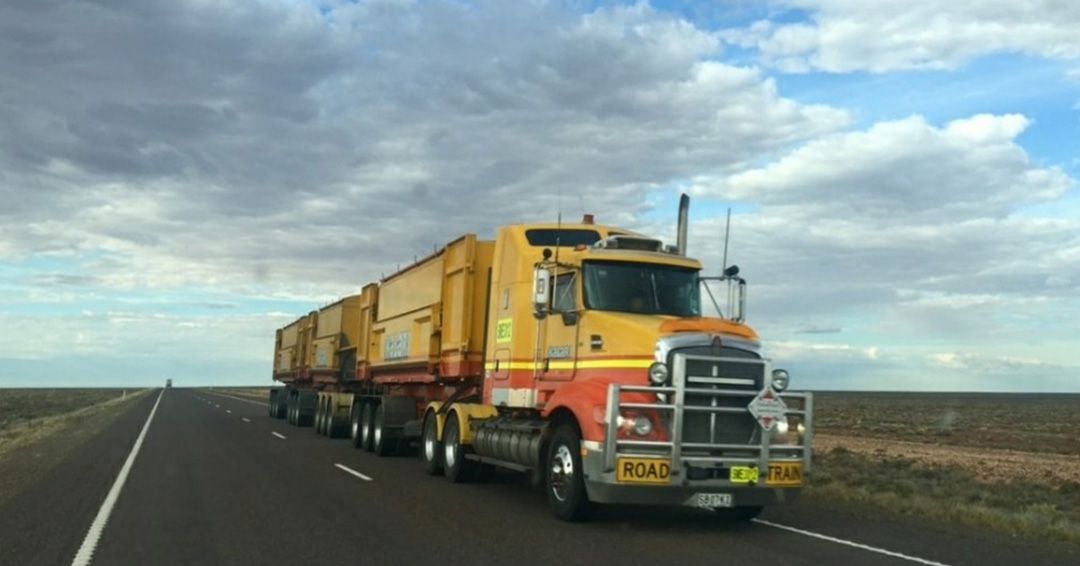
[721,207,732,276]
[555,189,562,264]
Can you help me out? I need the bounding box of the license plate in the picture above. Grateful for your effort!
[767,461,803,486]
[696,493,733,508]
[729,465,760,483]
[615,457,671,484]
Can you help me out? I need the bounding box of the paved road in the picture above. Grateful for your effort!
[0,388,1072,566]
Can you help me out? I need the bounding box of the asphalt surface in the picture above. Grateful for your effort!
[0,388,1073,566]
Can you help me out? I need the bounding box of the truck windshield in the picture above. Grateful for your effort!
[582,261,701,316]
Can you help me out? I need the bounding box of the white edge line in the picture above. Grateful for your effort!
[271,432,287,440]
[226,410,232,414]
[241,417,251,423]
[334,463,373,481]
[753,519,952,566]
[71,390,164,566]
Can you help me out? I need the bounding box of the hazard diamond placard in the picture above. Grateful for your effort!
[748,387,787,431]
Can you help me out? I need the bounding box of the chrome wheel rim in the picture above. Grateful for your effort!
[550,445,574,502]
[424,420,437,462]
[444,424,457,469]
[374,410,383,447]
[350,413,359,439]
[362,408,372,444]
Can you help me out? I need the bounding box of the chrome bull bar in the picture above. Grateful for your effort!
[602,352,813,483]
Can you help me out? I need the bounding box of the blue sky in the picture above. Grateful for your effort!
[1,0,1077,391]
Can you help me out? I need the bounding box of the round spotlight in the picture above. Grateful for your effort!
[648,362,669,385]
[771,369,790,391]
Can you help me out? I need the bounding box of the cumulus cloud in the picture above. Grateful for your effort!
[3,1,1079,390]
[680,111,1079,390]
[0,0,848,295]
[722,0,1080,72]
[689,114,1077,307]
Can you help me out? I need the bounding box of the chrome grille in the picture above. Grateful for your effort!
[673,347,763,448]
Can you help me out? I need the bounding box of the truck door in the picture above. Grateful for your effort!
[540,270,580,381]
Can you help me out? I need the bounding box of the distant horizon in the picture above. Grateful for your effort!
[4,384,1079,396]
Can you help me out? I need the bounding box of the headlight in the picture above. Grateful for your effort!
[648,362,669,384]
[632,416,652,436]
[776,416,789,434]
[771,369,790,391]
[617,413,654,436]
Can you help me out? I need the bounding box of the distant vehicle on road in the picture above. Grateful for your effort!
[166,379,173,388]
[270,195,811,522]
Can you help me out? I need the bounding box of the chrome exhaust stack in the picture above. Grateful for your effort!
[676,194,689,256]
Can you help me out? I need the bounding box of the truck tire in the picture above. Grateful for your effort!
[546,425,593,522]
[272,392,286,419]
[319,398,331,436]
[420,411,442,475]
[349,402,363,448]
[315,399,325,435]
[360,402,375,452]
[712,506,763,521]
[326,403,341,438]
[296,390,316,427]
[268,391,277,418]
[373,403,395,457]
[442,415,476,483]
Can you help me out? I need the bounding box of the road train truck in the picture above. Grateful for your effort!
[270,196,812,521]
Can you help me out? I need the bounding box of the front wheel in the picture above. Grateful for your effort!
[546,425,593,522]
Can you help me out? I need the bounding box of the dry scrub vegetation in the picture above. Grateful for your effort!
[808,392,1080,544]
[0,388,151,505]
[209,387,271,402]
[0,388,150,457]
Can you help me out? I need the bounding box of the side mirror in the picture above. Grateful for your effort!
[561,311,578,326]
[533,267,550,319]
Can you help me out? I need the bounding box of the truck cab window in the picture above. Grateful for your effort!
[552,272,577,312]
[583,261,700,317]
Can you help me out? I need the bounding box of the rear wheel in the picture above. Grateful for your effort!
[315,398,326,435]
[712,506,763,521]
[326,403,340,438]
[546,425,593,522]
[421,412,442,475]
[373,404,395,456]
[349,403,363,448]
[360,403,375,452]
[443,415,476,483]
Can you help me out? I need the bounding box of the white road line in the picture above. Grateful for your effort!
[71,390,164,566]
[271,432,287,440]
[241,417,251,423]
[226,410,232,414]
[201,389,266,407]
[334,463,373,482]
[753,519,952,566]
